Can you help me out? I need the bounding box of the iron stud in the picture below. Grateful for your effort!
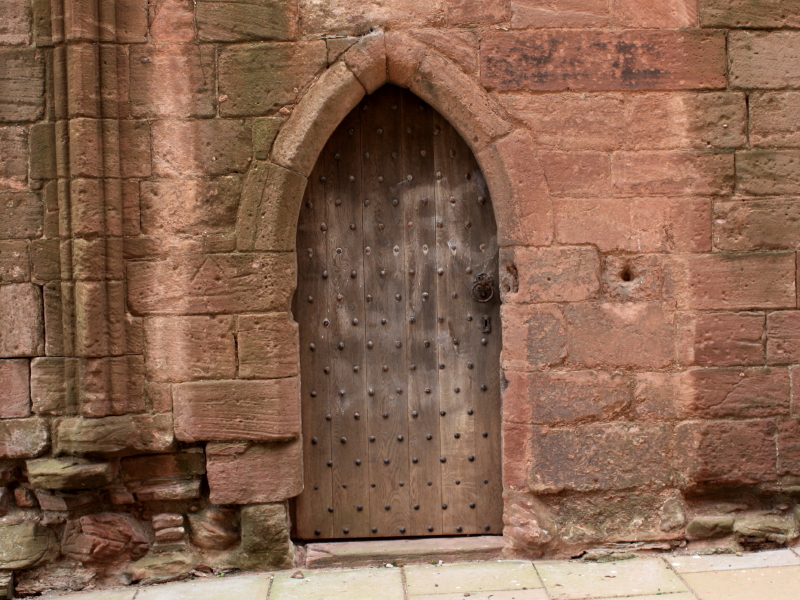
[440,410,446,416]
[467,362,474,369]
[456,526,463,533]
[438,317,444,323]
[354,412,360,419]
[397,435,403,441]
[372,527,377,533]
[481,338,488,345]
[337,294,343,301]
[478,196,486,204]
[326,414,332,420]
[395,294,402,301]
[324,366,330,373]
[384,458,390,464]
[320,223,327,231]
[454,433,460,439]
[378,176,384,182]
[367,341,374,349]
[400,527,406,533]
[481,384,487,391]
[343,528,349,534]
[338,342,344,350]
[311,437,317,444]
[382,412,388,419]
[395,341,402,348]
[366,294,373,302]
[484,525,491,531]
[339,389,345,396]
[428,526,433,532]
[323,319,330,326]
[335,198,342,206]
[357,505,363,511]
[427,481,432,486]
[356,459,361,466]
[482,432,488,437]
[422,292,429,300]
[453,339,459,345]
[328,507,333,512]
[350,270,357,278]
[425,388,431,394]
[426,434,432,440]
[454,387,460,393]
[439,363,445,369]
[484,479,489,484]
[414,504,420,510]
[412,411,418,417]
[409,268,415,274]
[383,364,388,372]
[308,296,313,303]
[410,364,416,370]
[440,457,446,463]
[466,267,473,275]
[315,530,320,536]
[370,436,375,442]
[381,318,387,325]
[327,461,332,466]
[437,268,444,275]
[320,176,327,183]
[353,365,359,372]
[468,409,473,415]
[350,223,356,230]
[455,480,460,485]
[412,457,418,463]
[310,391,317,397]
[392,198,399,205]
[468,455,474,461]
[442,504,447,509]
[470,502,476,508]
[396,388,402,394]
[424,340,430,347]
[452,293,458,299]
[352,318,359,326]
[467,315,473,321]
[310,343,315,351]
[368,388,374,396]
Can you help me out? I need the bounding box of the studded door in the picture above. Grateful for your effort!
[294,85,502,539]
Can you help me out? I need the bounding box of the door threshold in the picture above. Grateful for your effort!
[300,535,505,569]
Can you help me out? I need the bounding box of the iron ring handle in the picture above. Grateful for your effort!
[471,277,494,303]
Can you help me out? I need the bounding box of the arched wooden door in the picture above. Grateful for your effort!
[294,85,502,539]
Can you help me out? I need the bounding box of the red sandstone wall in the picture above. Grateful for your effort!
[0,0,798,591]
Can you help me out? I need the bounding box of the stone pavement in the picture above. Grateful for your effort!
[49,548,800,600]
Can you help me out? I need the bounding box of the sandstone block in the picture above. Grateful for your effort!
[0,126,28,187]
[126,551,198,583]
[500,246,600,304]
[0,241,29,283]
[253,117,283,161]
[612,0,697,27]
[121,451,205,481]
[670,253,796,310]
[77,355,146,417]
[602,255,665,304]
[237,503,293,569]
[68,118,103,178]
[0,48,45,122]
[151,119,252,177]
[119,120,152,178]
[206,438,302,504]
[448,0,508,25]
[701,0,800,27]
[501,304,567,370]
[0,0,32,44]
[0,417,48,458]
[686,516,735,540]
[174,378,300,442]
[154,526,185,543]
[31,357,77,415]
[127,253,295,315]
[343,30,386,94]
[148,0,196,42]
[729,31,800,89]
[152,513,184,529]
[540,151,611,197]
[135,479,201,501]
[130,44,216,118]
[634,373,681,421]
[714,199,800,251]
[218,42,326,117]
[680,368,790,419]
[612,151,734,196]
[29,122,56,180]
[196,0,297,41]
[511,0,609,28]
[30,239,60,282]
[299,0,445,36]
[733,514,796,542]
[26,457,115,490]
[566,302,674,369]
[677,312,764,367]
[385,31,427,88]
[0,521,55,570]
[62,513,148,564]
[750,92,800,148]
[736,150,800,195]
[0,359,30,418]
[187,507,239,550]
[238,313,299,379]
[767,311,800,365]
[54,413,174,455]
[146,382,172,413]
[674,419,777,487]
[778,418,800,475]
[504,370,630,426]
[475,129,553,247]
[144,316,236,382]
[0,192,42,240]
[270,61,366,176]
[0,284,43,358]
[408,29,479,79]
[70,178,105,237]
[527,423,672,493]
[481,30,726,91]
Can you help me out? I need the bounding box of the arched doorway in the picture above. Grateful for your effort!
[294,85,502,539]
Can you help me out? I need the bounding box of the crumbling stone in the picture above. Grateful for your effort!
[188,507,240,550]
[61,513,148,564]
[26,457,115,490]
[126,551,198,584]
[686,516,735,539]
[236,503,293,570]
[0,521,56,570]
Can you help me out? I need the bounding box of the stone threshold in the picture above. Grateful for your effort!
[301,535,505,569]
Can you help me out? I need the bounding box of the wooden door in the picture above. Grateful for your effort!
[294,85,502,539]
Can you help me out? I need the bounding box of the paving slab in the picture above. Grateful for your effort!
[405,560,542,596]
[669,548,800,573]
[136,574,271,600]
[411,590,549,600]
[535,558,689,599]
[54,591,137,600]
[305,535,504,568]
[269,567,403,600]
[683,565,800,600]
[592,595,696,600]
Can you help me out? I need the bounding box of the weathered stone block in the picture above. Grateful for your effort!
[527,423,673,493]
[0,359,30,418]
[447,0,508,25]
[612,0,697,27]
[343,30,386,94]
[126,551,198,583]
[187,507,239,550]
[540,151,610,197]
[602,255,665,302]
[0,241,29,283]
[680,368,790,419]
[135,479,201,501]
[77,355,146,417]
[634,373,680,421]
[31,357,77,415]
[29,122,56,180]
[0,48,45,122]
[238,313,299,379]
[511,0,608,28]
[196,0,298,41]
[130,44,216,118]
[736,150,800,195]
[500,246,600,304]
[299,0,445,36]
[54,413,174,455]
[670,253,796,310]
[475,129,553,247]
[151,119,252,177]
[27,457,115,490]
[144,316,236,382]
[146,382,172,413]
[750,92,800,148]
[714,199,800,251]
[0,521,55,570]
[30,239,60,282]
[674,419,777,487]
[253,117,283,160]
[686,516,735,540]
[121,451,205,481]
[612,151,734,196]
[0,284,43,358]
[701,0,800,27]
[127,253,295,315]
[677,311,765,366]
[729,31,800,90]
[0,417,48,458]
[481,30,726,91]
[237,503,293,569]
[565,302,674,369]
[0,0,32,44]
[778,418,800,475]
[501,304,567,370]
[218,42,326,117]
[768,311,800,365]
[148,0,196,42]
[504,370,630,426]
[62,513,148,564]
[0,192,42,240]
[173,378,300,442]
[206,439,302,504]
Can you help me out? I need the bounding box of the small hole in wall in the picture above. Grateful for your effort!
[620,265,633,282]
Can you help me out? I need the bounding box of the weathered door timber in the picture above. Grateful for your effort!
[294,85,502,539]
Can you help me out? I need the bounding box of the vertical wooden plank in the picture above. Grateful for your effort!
[401,89,443,537]
[361,87,411,537]
[295,158,333,539]
[434,112,479,536]
[326,109,370,538]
